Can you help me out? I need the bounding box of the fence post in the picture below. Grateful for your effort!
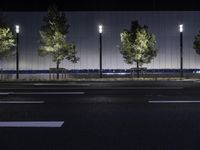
[0,68,2,80]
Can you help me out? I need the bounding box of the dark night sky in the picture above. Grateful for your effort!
[1,0,200,11]
[1,11,200,70]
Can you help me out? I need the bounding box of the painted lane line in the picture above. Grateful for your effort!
[0,92,9,95]
[131,87,183,90]
[0,92,85,95]
[149,101,200,103]
[0,121,64,128]
[0,101,44,104]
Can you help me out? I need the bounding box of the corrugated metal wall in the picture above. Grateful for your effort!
[2,11,200,70]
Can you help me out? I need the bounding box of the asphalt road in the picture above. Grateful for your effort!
[1,80,200,150]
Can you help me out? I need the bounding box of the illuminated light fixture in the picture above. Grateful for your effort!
[179,24,183,32]
[179,24,184,78]
[99,25,103,33]
[15,25,20,79]
[15,25,20,33]
[98,24,103,78]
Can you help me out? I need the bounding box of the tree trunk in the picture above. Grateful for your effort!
[136,61,139,78]
[56,61,60,80]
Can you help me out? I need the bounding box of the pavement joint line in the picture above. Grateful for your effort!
[33,83,91,86]
[0,87,183,90]
[97,87,184,90]
[149,101,200,103]
[127,87,184,89]
[0,101,44,104]
[0,121,64,128]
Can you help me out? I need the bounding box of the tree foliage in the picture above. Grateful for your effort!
[193,31,200,55]
[120,21,157,66]
[0,14,16,58]
[38,6,79,65]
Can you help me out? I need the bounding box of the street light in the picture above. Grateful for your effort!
[98,25,103,78]
[15,25,20,79]
[99,25,103,34]
[179,24,183,78]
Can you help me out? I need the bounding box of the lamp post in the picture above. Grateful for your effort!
[15,25,20,80]
[98,25,103,78]
[179,24,183,78]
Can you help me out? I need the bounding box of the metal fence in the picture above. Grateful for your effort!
[0,69,199,80]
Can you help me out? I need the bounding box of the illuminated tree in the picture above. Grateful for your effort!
[38,6,79,79]
[0,14,15,61]
[193,31,200,55]
[120,21,157,78]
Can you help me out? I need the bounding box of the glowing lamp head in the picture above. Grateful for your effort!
[99,25,103,33]
[15,25,20,33]
[179,24,183,32]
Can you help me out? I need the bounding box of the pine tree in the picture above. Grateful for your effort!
[120,21,157,78]
[38,6,79,79]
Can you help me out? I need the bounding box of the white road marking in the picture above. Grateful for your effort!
[0,101,44,104]
[0,121,64,128]
[0,92,9,95]
[132,87,183,89]
[149,101,200,103]
[0,92,85,95]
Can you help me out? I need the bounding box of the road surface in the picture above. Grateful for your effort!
[0,80,200,150]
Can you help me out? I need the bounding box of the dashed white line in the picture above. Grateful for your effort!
[0,101,44,104]
[0,92,9,95]
[0,121,64,128]
[149,101,200,103]
[137,87,182,89]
